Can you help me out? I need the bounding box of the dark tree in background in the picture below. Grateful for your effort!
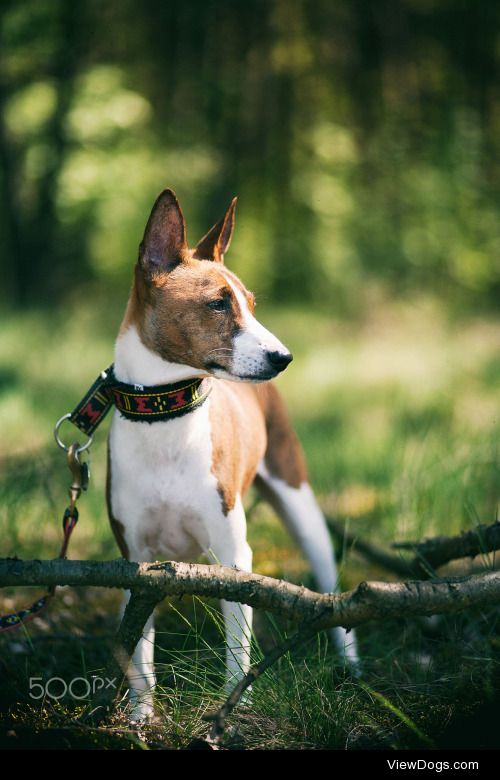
[0,0,499,310]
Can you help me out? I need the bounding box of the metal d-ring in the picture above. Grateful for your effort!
[54,413,93,454]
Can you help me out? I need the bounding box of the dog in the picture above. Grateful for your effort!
[106,189,359,721]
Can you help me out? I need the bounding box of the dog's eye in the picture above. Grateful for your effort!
[207,298,228,312]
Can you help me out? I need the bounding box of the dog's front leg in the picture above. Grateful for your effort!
[206,496,253,691]
[119,589,157,722]
[220,594,253,692]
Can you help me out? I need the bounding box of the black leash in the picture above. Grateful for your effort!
[0,444,88,632]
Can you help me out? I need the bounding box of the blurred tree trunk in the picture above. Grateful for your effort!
[1,0,499,308]
[0,82,23,306]
[26,1,82,301]
[0,0,84,306]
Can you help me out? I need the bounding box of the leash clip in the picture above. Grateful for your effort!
[54,413,93,454]
[67,443,90,502]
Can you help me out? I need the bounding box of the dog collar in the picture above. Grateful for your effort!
[69,365,212,436]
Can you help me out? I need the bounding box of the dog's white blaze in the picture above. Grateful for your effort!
[222,272,288,378]
[109,403,216,563]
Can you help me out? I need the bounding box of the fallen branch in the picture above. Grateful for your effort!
[327,518,500,578]
[204,619,327,745]
[1,558,500,632]
[2,557,500,730]
[392,522,500,574]
[327,517,411,576]
[90,589,164,719]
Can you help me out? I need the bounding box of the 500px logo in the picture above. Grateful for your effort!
[29,676,117,700]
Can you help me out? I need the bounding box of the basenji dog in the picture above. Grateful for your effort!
[107,189,359,721]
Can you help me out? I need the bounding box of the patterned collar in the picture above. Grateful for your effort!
[69,365,212,436]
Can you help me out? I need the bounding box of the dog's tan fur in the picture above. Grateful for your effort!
[106,189,358,721]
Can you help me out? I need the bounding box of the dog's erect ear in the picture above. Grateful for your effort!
[139,189,187,275]
[193,197,237,263]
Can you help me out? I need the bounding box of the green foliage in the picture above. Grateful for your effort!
[0,300,499,748]
[0,1,499,750]
[1,1,499,309]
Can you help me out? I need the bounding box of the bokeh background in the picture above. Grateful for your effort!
[0,0,499,749]
[1,0,499,528]
[1,0,500,310]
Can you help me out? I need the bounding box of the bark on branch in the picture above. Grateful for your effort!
[1,558,499,633]
[90,589,164,719]
[327,518,500,578]
[392,521,500,574]
[2,557,500,733]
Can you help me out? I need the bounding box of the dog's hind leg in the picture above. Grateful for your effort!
[255,466,359,665]
[254,386,359,666]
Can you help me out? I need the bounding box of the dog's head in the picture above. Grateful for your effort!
[131,189,292,382]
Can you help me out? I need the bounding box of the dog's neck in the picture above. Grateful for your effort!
[114,325,207,386]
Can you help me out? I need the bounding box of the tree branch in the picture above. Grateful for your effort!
[2,557,499,735]
[89,589,164,720]
[204,619,325,745]
[327,516,412,576]
[327,517,500,578]
[392,521,500,574]
[1,558,499,633]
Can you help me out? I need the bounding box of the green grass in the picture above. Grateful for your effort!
[0,292,499,748]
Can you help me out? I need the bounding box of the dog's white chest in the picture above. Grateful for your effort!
[108,400,221,561]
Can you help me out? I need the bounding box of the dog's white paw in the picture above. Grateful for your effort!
[343,642,361,672]
[328,627,362,677]
[129,698,156,724]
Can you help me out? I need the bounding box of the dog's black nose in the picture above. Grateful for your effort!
[267,350,293,372]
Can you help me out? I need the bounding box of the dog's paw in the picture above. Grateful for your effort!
[329,627,361,671]
[129,700,156,725]
[343,643,361,672]
[344,656,362,679]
